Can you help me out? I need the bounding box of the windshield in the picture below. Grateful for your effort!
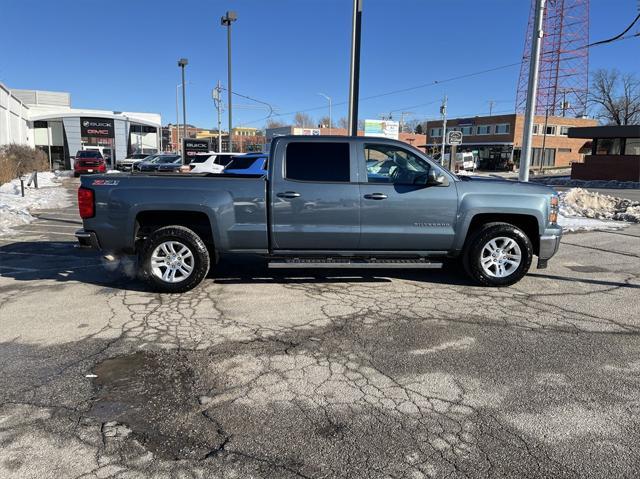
[225,157,259,170]
[77,151,102,158]
[154,155,180,164]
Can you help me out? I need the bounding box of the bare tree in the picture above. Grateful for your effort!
[318,116,331,128]
[265,119,287,129]
[293,112,314,128]
[337,117,348,129]
[590,69,640,125]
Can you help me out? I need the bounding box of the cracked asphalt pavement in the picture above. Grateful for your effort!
[1,180,639,478]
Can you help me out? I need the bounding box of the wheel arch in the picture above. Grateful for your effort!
[460,213,540,256]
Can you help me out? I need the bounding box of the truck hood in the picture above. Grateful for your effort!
[456,175,556,196]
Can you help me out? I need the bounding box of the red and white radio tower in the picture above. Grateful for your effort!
[515,0,590,117]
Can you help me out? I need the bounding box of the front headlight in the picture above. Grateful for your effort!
[549,195,559,224]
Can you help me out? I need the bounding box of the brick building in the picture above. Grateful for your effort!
[424,114,597,170]
[264,126,427,152]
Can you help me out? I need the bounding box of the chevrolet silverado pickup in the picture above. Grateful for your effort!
[76,136,562,293]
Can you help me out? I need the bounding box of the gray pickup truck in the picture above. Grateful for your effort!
[76,136,562,293]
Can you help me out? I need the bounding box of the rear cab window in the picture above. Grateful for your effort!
[285,142,350,182]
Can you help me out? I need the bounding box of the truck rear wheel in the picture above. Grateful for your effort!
[463,222,533,287]
[140,225,210,293]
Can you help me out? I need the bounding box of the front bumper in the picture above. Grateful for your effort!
[75,229,100,249]
[537,225,562,268]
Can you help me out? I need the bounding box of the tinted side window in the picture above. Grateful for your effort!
[285,142,350,182]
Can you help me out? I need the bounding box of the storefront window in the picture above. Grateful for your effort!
[624,138,640,155]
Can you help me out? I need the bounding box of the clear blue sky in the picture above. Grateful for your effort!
[1,0,638,129]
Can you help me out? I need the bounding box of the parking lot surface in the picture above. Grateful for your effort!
[1,180,639,478]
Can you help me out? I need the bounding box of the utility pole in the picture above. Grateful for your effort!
[519,0,546,182]
[488,99,495,116]
[178,58,189,160]
[561,90,570,117]
[213,81,223,153]
[221,11,237,152]
[539,107,550,173]
[440,96,447,166]
[347,0,363,136]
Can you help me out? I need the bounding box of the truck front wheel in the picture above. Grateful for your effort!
[140,225,210,293]
[463,222,533,287]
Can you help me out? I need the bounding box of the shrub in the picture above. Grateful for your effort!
[0,144,49,185]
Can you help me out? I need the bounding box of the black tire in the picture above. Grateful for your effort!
[463,222,533,287]
[74,172,79,178]
[139,225,210,293]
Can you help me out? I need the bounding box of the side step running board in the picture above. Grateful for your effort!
[268,258,443,269]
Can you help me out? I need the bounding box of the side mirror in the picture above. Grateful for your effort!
[426,169,446,185]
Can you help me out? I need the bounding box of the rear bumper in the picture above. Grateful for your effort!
[75,229,101,249]
[538,226,562,262]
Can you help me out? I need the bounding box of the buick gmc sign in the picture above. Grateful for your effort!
[183,138,210,164]
[81,118,114,137]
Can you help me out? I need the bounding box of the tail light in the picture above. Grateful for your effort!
[78,187,95,219]
[549,195,559,224]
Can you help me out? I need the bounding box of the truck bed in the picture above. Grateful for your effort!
[80,173,268,253]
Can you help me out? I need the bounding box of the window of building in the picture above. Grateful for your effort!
[559,126,569,136]
[532,124,540,135]
[594,138,622,155]
[531,148,556,166]
[285,142,350,182]
[476,125,492,135]
[558,148,572,153]
[430,127,442,137]
[545,125,557,136]
[364,144,435,184]
[495,124,510,134]
[460,125,473,135]
[624,138,640,155]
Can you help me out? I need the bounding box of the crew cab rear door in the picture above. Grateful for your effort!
[357,140,458,251]
[269,138,360,250]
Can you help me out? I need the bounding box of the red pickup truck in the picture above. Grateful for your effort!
[74,150,107,177]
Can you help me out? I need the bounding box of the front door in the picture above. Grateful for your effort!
[358,142,458,251]
[270,140,361,250]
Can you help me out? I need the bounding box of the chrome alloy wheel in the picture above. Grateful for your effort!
[150,241,194,283]
[480,236,522,278]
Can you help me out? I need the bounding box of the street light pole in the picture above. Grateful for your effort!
[347,0,363,136]
[178,58,189,160]
[221,11,237,152]
[519,0,546,182]
[318,93,332,134]
[175,84,180,152]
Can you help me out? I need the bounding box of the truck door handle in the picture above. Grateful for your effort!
[277,191,301,199]
[364,193,388,200]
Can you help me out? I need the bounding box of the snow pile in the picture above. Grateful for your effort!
[0,172,72,236]
[542,177,640,189]
[558,188,640,231]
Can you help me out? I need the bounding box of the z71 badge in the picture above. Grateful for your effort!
[92,179,120,186]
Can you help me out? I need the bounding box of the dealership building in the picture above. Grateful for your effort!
[0,83,161,170]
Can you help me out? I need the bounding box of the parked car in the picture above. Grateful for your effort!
[76,136,562,293]
[117,153,151,171]
[73,150,106,177]
[136,154,181,172]
[188,152,236,174]
[156,157,183,173]
[224,153,268,175]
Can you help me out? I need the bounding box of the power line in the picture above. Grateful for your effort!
[240,25,639,127]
